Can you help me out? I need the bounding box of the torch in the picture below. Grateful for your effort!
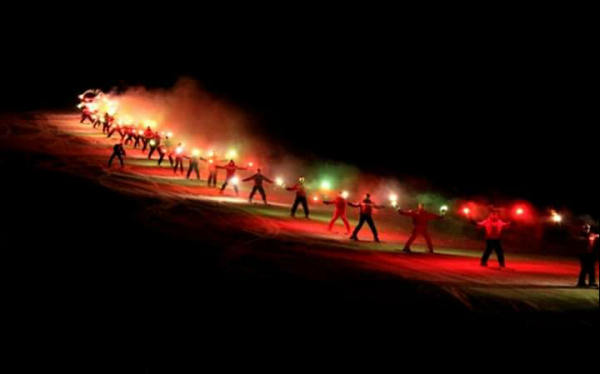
[389,194,399,208]
[320,180,332,191]
[227,149,238,160]
[551,211,563,223]
[275,177,285,188]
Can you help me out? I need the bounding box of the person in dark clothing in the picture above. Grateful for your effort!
[147,133,162,160]
[133,130,144,149]
[398,204,445,254]
[93,115,102,130]
[218,160,247,196]
[173,144,185,175]
[108,143,127,168]
[349,194,385,242]
[286,177,310,218]
[471,210,511,268]
[577,224,599,288]
[185,150,202,180]
[243,169,274,204]
[157,145,169,166]
[324,191,351,235]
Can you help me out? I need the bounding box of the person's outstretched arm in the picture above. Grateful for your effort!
[397,209,413,217]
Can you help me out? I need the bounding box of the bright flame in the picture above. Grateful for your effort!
[208,150,215,157]
[167,132,173,138]
[150,140,156,147]
[313,196,320,202]
[176,147,184,155]
[551,212,563,223]
[463,208,471,215]
[231,177,240,185]
[227,149,238,159]
[276,177,284,187]
[192,149,201,157]
[143,119,157,129]
[516,208,524,216]
[248,162,254,167]
[341,191,350,199]
[440,205,449,213]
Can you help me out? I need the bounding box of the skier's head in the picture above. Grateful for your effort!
[299,176,306,184]
[257,168,262,174]
[364,193,371,201]
[229,160,235,166]
[418,203,425,211]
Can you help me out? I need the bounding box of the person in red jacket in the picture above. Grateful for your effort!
[141,127,154,153]
[324,191,351,235]
[218,160,247,196]
[471,209,511,268]
[80,106,95,124]
[577,224,599,288]
[398,204,445,254]
[349,194,385,242]
[243,169,274,204]
[201,154,229,188]
[286,177,310,219]
[102,113,114,134]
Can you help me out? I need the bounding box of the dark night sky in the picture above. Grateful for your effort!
[1,22,596,217]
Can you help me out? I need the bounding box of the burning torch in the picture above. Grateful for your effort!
[389,194,399,208]
[550,210,563,224]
